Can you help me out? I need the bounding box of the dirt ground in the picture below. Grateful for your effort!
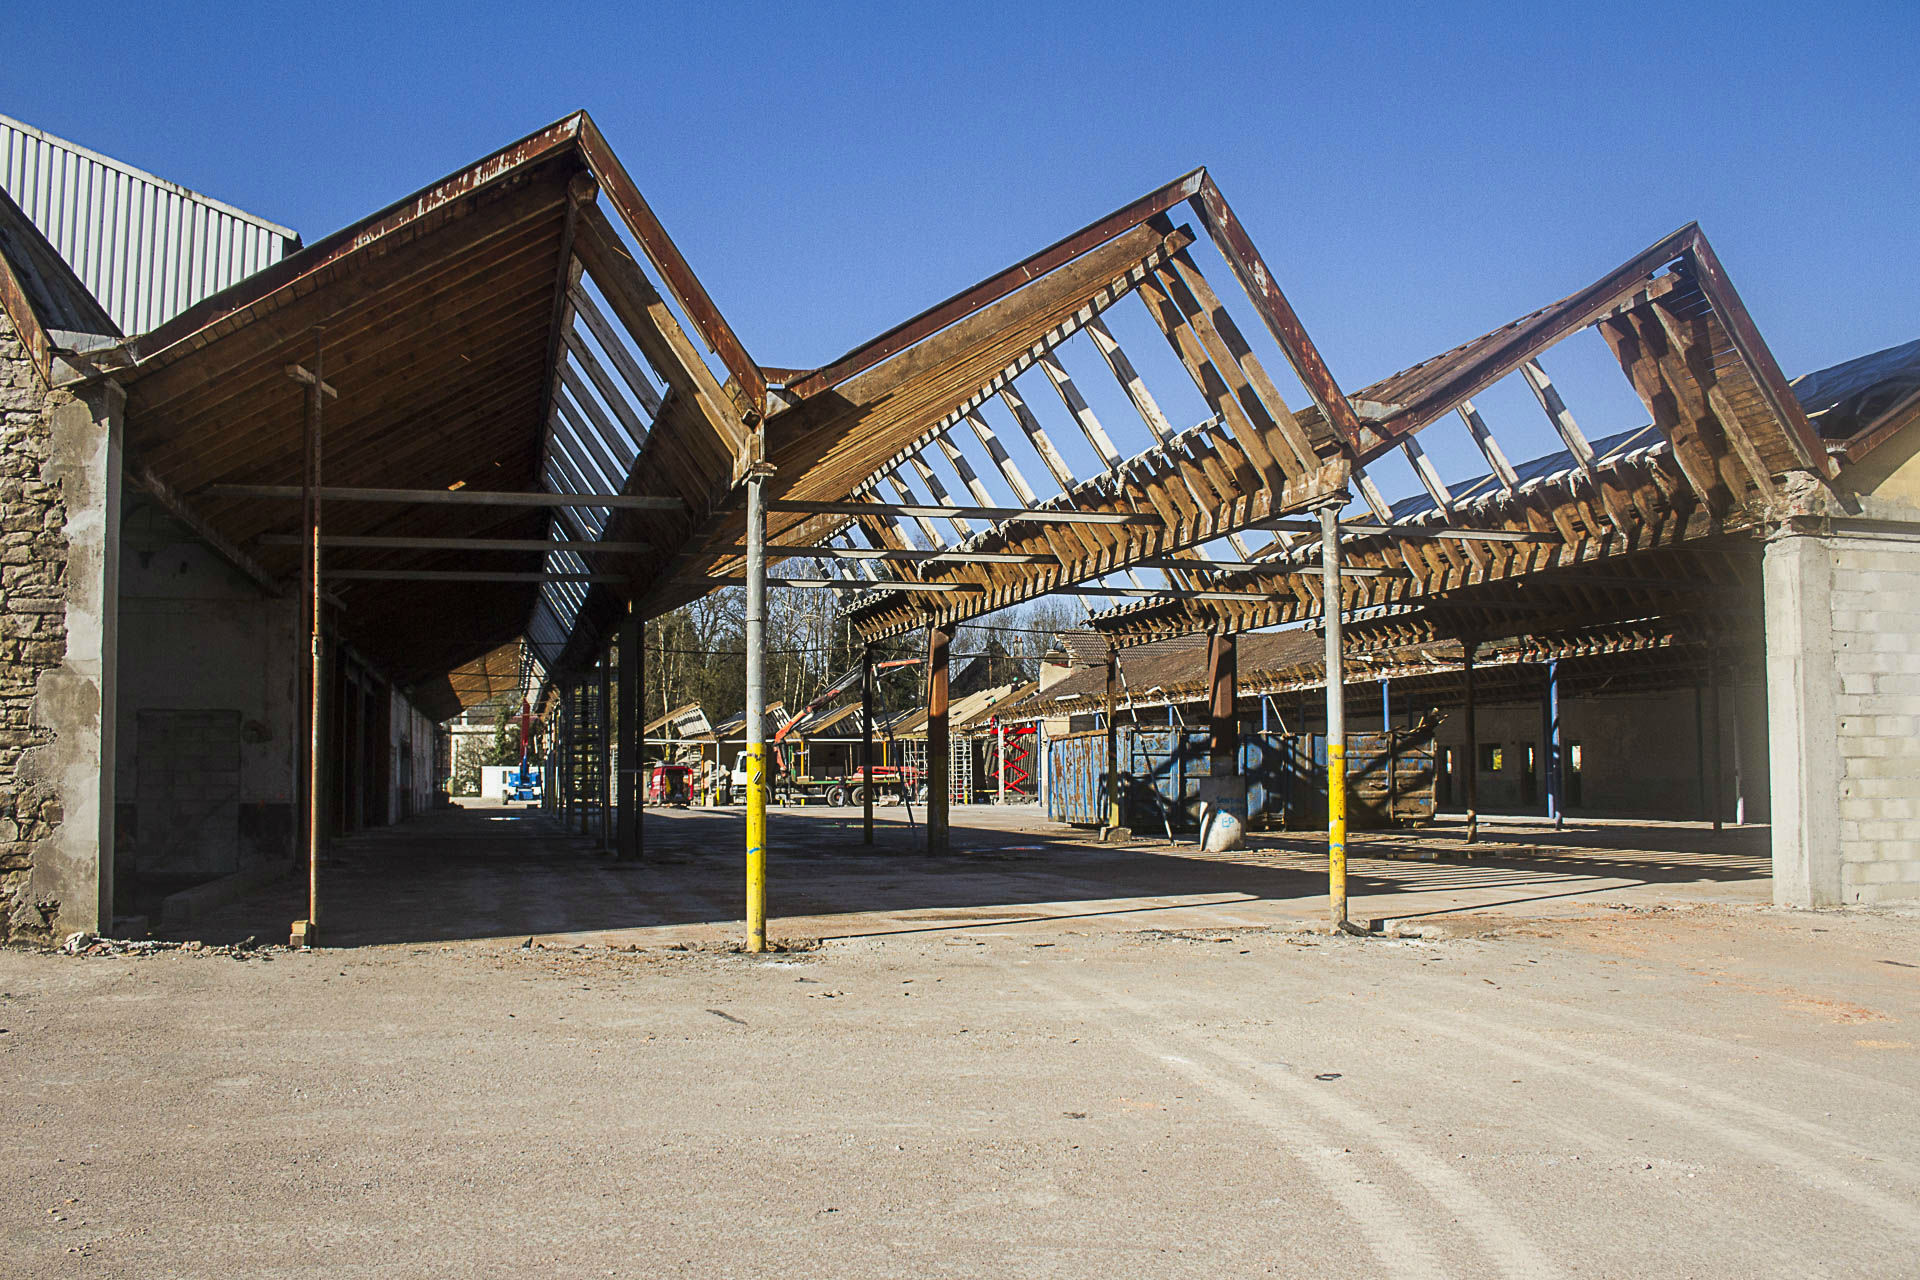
[4,804,1916,1277]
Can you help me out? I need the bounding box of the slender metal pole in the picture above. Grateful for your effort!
[598,652,612,851]
[927,625,952,853]
[1104,649,1120,830]
[997,718,1007,806]
[618,605,641,860]
[1464,643,1479,844]
[302,332,324,947]
[1708,655,1723,832]
[745,470,769,952]
[1319,504,1347,932]
[1731,682,1746,826]
[1546,660,1563,828]
[862,643,874,844]
[1694,681,1708,823]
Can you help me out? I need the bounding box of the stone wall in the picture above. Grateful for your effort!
[0,308,65,940]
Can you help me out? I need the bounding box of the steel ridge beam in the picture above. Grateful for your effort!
[208,484,683,510]
[768,499,1159,526]
[686,577,983,593]
[1254,519,1558,543]
[260,534,656,553]
[330,570,627,583]
[758,545,1058,564]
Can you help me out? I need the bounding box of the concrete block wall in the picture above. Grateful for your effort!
[1430,685,1765,821]
[1768,528,1920,905]
[116,508,299,880]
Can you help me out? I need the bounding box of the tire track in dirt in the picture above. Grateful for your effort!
[1022,966,1563,1279]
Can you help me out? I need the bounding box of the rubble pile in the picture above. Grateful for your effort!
[58,932,283,960]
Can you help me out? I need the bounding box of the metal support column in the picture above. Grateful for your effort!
[559,682,571,826]
[1708,655,1723,832]
[745,469,769,952]
[295,333,326,949]
[617,606,642,859]
[1694,681,1708,824]
[1731,683,1746,826]
[1545,660,1563,829]
[997,718,1007,806]
[1320,504,1349,932]
[1104,648,1120,830]
[597,653,612,850]
[927,624,952,854]
[862,643,874,844]
[1464,643,1479,844]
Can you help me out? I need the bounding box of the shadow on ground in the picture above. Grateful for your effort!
[162,799,1771,948]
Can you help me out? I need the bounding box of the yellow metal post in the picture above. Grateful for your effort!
[745,741,766,952]
[745,467,769,952]
[1320,503,1350,932]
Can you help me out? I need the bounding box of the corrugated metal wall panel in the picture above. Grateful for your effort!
[1047,726,1438,831]
[0,112,297,336]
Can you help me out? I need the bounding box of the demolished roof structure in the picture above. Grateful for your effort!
[3,107,1892,722]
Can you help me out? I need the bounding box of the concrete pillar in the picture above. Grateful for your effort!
[1764,532,1844,907]
[28,383,123,937]
[926,624,950,855]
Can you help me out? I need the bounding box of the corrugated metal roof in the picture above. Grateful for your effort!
[0,112,298,336]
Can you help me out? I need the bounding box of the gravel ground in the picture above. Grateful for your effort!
[3,900,1917,1278]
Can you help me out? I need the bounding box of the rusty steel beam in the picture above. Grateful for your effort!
[258,534,656,554]
[1680,228,1832,478]
[768,499,1160,526]
[129,114,589,365]
[574,113,766,414]
[331,570,628,583]
[207,484,683,510]
[1187,173,1361,445]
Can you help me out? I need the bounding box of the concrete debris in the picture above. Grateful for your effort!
[56,931,279,960]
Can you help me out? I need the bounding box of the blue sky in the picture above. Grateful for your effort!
[5,0,1916,503]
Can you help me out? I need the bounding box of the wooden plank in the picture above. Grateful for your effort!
[1037,350,1123,469]
[1150,261,1294,489]
[1457,400,1520,490]
[1163,247,1318,471]
[567,282,665,417]
[1597,313,1730,513]
[1649,298,1778,499]
[997,381,1077,490]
